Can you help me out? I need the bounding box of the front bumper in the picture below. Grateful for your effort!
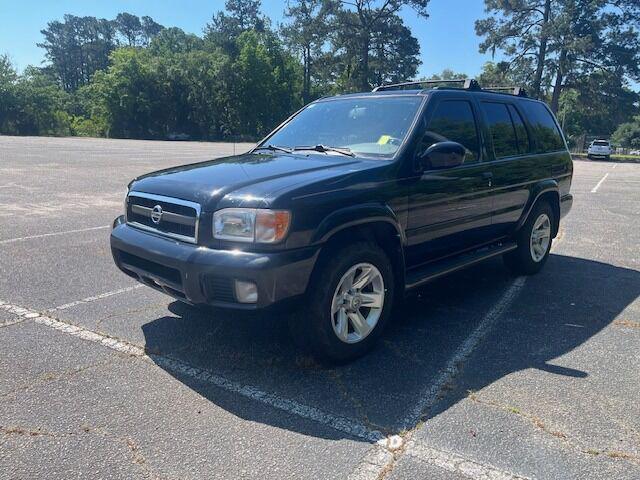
[110,217,320,309]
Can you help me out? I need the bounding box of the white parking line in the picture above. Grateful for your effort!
[47,285,144,312]
[0,300,385,444]
[3,274,530,480]
[591,173,609,193]
[401,276,527,430]
[349,275,527,480]
[0,225,110,245]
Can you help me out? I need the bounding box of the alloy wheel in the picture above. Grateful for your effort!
[330,263,385,344]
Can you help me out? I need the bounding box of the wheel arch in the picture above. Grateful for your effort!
[516,182,560,237]
[310,205,406,292]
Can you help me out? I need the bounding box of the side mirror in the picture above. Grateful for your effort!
[419,141,466,170]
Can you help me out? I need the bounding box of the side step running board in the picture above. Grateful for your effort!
[405,242,517,290]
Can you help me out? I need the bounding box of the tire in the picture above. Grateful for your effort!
[503,201,554,275]
[291,241,395,363]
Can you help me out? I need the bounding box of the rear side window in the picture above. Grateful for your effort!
[481,102,518,159]
[520,101,565,153]
[420,100,480,164]
[508,105,531,154]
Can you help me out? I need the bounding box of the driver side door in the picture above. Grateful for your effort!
[405,97,495,266]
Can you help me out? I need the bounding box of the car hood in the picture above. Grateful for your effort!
[129,152,364,210]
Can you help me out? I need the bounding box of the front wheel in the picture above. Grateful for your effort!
[291,242,395,363]
[504,201,554,275]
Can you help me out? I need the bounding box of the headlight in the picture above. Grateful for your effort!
[213,208,291,243]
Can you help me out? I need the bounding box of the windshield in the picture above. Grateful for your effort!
[593,141,609,146]
[261,96,424,158]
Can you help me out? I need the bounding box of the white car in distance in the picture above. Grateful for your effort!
[587,140,612,160]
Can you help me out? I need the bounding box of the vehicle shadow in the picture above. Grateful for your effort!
[141,253,639,442]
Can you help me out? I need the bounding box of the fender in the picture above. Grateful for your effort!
[311,203,406,245]
[514,179,559,232]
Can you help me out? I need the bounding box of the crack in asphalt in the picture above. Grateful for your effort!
[466,392,640,466]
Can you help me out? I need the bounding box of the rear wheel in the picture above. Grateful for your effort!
[291,242,394,363]
[504,201,554,275]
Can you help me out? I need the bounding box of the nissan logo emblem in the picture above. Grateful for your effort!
[150,205,163,224]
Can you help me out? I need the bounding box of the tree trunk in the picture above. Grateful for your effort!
[532,0,551,99]
[550,49,567,113]
[360,33,370,91]
[302,45,311,104]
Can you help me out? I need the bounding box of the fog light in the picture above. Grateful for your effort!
[234,280,258,304]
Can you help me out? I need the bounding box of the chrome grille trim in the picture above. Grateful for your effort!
[126,191,201,244]
[130,205,197,227]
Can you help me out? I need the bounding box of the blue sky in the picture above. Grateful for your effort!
[0,0,500,77]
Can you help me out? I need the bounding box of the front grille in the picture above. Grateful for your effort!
[126,192,200,243]
[202,275,236,303]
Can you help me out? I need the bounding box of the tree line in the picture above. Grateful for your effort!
[0,0,639,147]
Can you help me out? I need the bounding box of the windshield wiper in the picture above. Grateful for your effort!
[292,145,355,157]
[254,144,293,154]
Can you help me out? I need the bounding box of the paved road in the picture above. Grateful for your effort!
[1,136,639,480]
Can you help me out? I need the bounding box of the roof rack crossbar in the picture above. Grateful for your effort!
[484,86,528,97]
[372,78,480,92]
[372,79,528,98]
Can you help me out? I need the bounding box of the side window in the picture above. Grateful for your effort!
[419,100,480,165]
[480,102,518,159]
[508,104,531,154]
[520,101,565,152]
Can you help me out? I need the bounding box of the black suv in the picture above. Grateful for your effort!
[111,79,573,362]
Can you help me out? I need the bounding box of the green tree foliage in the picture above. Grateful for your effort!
[331,0,429,90]
[558,72,639,139]
[38,15,118,92]
[0,55,19,133]
[204,0,266,56]
[38,13,164,92]
[230,31,303,136]
[115,13,144,46]
[1,2,430,140]
[476,0,640,113]
[426,69,467,81]
[75,25,301,140]
[611,116,640,148]
[0,57,72,136]
[281,0,332,102]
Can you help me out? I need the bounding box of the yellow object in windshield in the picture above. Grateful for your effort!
[377,135,392,145]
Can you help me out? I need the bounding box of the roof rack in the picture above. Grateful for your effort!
[372,78,480,92]
[484,86,528,97]
[371,79,528,98]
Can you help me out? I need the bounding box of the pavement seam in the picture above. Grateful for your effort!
[404,440,532,480]
[0,299,386,445]
[1,358,116,399]
[1,423,171,479]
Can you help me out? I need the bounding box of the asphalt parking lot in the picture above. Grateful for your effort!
[1,135,639,480]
